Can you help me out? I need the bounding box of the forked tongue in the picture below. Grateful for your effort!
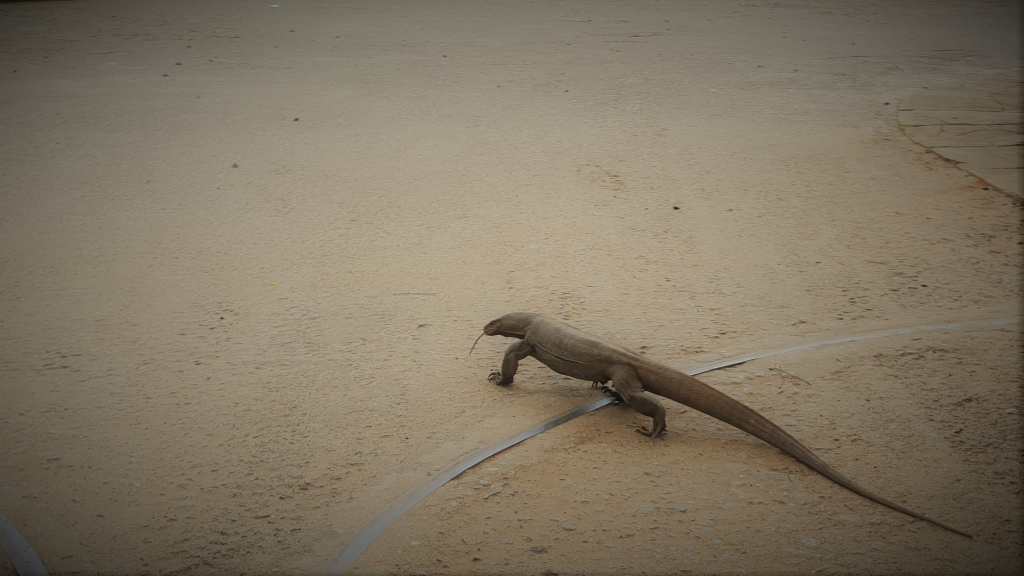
[467,332,486,357]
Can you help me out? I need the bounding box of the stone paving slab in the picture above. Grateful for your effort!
[898,109,1023,126]
[898,75,1023,199]
[905,124,1024,148]
[968,167,1023,194]
[933,145,1023,168]
[899,93,1007,112]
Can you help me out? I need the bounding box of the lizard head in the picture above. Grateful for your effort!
[467,313,535,357]
[482,313,534,338]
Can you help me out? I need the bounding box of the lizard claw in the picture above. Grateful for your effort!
[599,385,623,403]
[488,371,506,385]
[637,423,666,438]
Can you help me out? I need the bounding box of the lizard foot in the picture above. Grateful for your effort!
[599,385,623,403]
[637,424,666,438]
[488,371,508,386]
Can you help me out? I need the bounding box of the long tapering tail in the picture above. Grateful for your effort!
[639,364,972,538]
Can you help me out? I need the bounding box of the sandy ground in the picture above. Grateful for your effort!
[0,1,1021,574]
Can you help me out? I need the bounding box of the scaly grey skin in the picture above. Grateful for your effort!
[478,312,971,538]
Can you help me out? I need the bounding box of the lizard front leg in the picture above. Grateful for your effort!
[488,339,534,386]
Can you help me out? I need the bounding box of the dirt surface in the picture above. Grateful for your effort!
[0,1,1021,575]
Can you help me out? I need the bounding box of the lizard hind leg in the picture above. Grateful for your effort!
[597,384,623,403]
[610,365,668,437]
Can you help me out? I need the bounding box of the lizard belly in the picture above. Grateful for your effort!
[531,347,610,383]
